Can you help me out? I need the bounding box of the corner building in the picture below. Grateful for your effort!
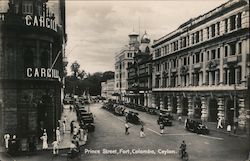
[0,0,67,143]
[152,0,249,131]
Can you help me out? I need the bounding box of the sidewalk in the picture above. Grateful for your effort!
[36,105,87,150]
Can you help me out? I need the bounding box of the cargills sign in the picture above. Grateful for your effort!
[25,15,57,32]
[26,68,59,79]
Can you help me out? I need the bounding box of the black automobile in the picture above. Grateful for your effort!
[79,112,94,124]
[114,105,126,116]
[185,118,209,135]
[125,111,141,124]
[146,107,157,115]
[157,114,173,126]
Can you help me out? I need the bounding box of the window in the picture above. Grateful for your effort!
[207,51,210,60]
[22,1,33,14]
[225,19,228,33]
[196,31,199,43]
[230,43,236,56]
[191,34,195,44]
[24,48,34,68]
[224,46,228,57]
[41,51,49,68]
[211,50,216,60]
[230,15,236,31]
[207,27,210,39]
[237,13,242,28]
[200,30,203,42]
[217,22,220,35]
[201,53,203,62]
[196,53,200,63]
[238,42,242,54]
[184,57,187,66]
[217,48,220,58]
[211,24,216,37]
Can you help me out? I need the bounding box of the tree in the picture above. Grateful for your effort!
[70,61,80,79]
[78,70,86,80]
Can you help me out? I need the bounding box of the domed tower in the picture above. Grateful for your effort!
[128,31,140,49]
[139,31,151,54]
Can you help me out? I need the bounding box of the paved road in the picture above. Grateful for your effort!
[1,102,249,161]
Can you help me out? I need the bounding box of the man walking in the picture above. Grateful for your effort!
[56,127,61,142]
[4,133,10,149]
[140,125,145,138]
[52,140,59,155]
[217,117,223,129]
[125,122,129,135]
[160,123,164,135]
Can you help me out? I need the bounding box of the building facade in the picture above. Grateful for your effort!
[101,79,115,99]
[127,32,152,107]
[0,0,67,143]
[151,0,249,131]
[114,32,140,102]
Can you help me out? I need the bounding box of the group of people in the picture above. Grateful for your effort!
[3,134,19,154]
[217,117,238,135]
[124,122,146,137]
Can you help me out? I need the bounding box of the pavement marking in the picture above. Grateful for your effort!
[164,133,194,136]
[146,128,162,136]
[199,134,224,140]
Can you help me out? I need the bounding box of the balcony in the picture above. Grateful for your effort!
[152,84,247,92]
[227,56,238,63]
[193,63,202,69]
[171,68,177,73]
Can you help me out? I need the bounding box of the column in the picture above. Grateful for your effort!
[227,69,230,85]
[201,96,208,121]
[177,95,182,115]
[241,39,248,86]
[238,98,246,130]
[217,97,225,122]
[151,94,156,108]
[219,45,224,85]
[167,96,172,112]
[188,95,194,118]
[209,72,212,86]
[214,70,218,85]
[148,92,152,108]
[189,54,193,86]
[160,96,164,110]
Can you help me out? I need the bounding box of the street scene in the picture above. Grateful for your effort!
[0,0,250,161]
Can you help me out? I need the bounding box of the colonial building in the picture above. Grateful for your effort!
[151,0,249,131]
[101,79,115,100]
[127,31,152,107]
[0,0,67,144]
[114,32,140,102]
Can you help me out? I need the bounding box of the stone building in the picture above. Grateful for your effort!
[0,0,67,144]
[114,32,140,102]
[101,79,115,99]
[151,0,249,131]
[127,31,152,107]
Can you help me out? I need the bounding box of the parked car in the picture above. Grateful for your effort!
[185,118,209,135]
[157,114,173,126]
[125,111,141,124]
[146,107,157,115]
[114,105,126,116]
[79,112,94,124]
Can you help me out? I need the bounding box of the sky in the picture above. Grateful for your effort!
[66,0,228,74]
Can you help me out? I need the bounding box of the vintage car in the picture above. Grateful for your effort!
[157,114,173,126]
[185,118,209,135]
[114,105,126,116]
[146,107,157,115]
[79,112,94,124]
[125,111,141,124]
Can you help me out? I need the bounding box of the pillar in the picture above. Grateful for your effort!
[217,97,225,122]
[160,96,164,110]
[151,94,156,108]
[167,96,172,112]
[188,95,194,118]
[219,45,224,85]
[177,95,182,115]
[201,96,208,121]
[238,98,246,130]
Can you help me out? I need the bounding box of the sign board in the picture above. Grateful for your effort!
[26,68,59,79]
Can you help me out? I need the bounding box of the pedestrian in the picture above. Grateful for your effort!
[56,127,61,142]
[73,126,78,136]
[62,121,66,134]
[227,124,231,136]
[160,123,164,135]
[70,105,73,112]
[4,133,10,149]
[178,115,182,124]
[40,132,48,150]
[9,135,19,155]
[70,121,74,134]
[140,125,145,138]
[52,140,59,155]
[233,124,237,134]
[125,122,129,135]
[217,117,223,129]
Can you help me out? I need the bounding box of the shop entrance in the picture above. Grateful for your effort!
[208,98,218,122]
